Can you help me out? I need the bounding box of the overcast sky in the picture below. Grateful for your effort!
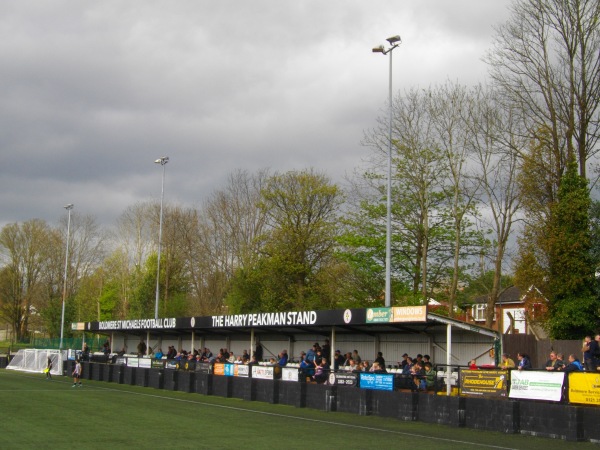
[0,1,512,229]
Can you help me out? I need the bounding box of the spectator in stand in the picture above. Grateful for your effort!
[423,355,431,366]
[227,352,236,363]
[352,350,362,364]
[399,353,409,369]
[300,356,315,378]
[306,344,317,364]
[255,341,263,362]
[342,352,353,367]
[312,358,329,384]
[517,352,532,370]
[402,357,414,376]
[136,340,146,357]
[374,352,385,368]
[411,362,425,391]
[103,340,111,355]
[314,349,324,365]
[372,362,387,373]
[545,351,564,371]
[415,354,424,366]
[468,359,478,370]
[202,348,213,361]
[321,340,331,360]
[248,355,258,366]
[360,360,371,372]
[499,353,515,369]
[348,359,359,372]
[278,350,288,367]
[242,350,250,361]
[562,354,583,373]
[333,350,345,370]
[424,362,436,391]
[166,346,176,359]
[214,352,225,363]
[583,336,599,372]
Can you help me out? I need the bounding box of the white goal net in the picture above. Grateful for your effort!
[6,349,65,375]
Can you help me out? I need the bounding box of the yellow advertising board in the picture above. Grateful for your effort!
[460,369,508,397]
[568,372,600,405]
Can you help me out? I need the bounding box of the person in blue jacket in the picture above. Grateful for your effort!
[517,352,532,370]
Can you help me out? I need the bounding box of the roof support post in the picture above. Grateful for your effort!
[330,327,336,369]
[446,323,452,396]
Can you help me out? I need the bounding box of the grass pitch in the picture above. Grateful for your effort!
[0,370,596,450]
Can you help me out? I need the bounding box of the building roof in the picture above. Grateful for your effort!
[72,306,499,339]
[472,286,522,305]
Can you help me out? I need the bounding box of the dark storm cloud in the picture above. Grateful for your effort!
[0,0,511,228]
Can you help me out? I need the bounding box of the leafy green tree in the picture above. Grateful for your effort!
[341,86,484,307]
[544,161,599,337]
[227,169,343,312]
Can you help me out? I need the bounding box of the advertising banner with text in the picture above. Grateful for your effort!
[460,370,508,397]
[359,373,394,391]
[567,372,600,405]
[508,370,564,401]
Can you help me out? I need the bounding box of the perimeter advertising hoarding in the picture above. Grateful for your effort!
[127,357,139,368]
[359,373,394,391]
[194,362,212,374]
[328,372,358,387]
[282,367,301,382]
[138,358,151,369]
[222,363,250,378]
[151,359,164,369]
[568,372,600,405]
[508,370,565,401]
[252,365,277,380]
[460,369,508,397]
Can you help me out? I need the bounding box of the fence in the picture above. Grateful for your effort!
[502,334,583,368]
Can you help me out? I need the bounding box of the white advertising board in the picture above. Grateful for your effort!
[508,370,564,401]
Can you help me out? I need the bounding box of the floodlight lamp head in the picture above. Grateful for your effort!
[386,35,401,45]
[155,156,169,165]
[372,45,385,53]
[64,204,74,210]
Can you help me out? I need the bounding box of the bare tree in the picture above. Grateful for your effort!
[0,220,53,341]
[485,0,600,181]
[468,86,524,328]
[184,169,269,314]
[430,81,481,315]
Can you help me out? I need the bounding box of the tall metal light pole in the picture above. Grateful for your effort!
[154,156,169,320]
[59,203,74,350]
[373,35,401,308]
